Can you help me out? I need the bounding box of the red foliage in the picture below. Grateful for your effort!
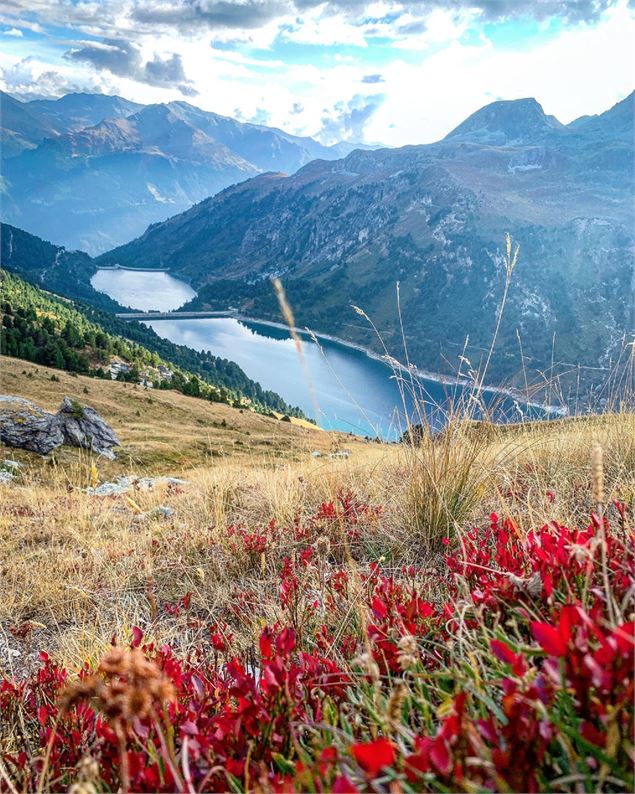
[1,498,633,792]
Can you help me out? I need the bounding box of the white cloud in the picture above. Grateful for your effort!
[0,0,632,149]
[3,27,23,37]
[365,1,635,145]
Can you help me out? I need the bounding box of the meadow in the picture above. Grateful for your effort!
[0,356,633,792]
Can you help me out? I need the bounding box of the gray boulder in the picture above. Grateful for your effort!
[57,396,120,460]
[0,395,119,458]
[0,396,64,455]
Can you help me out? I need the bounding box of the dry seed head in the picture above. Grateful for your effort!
[316,535,331,558]
[386,681,408,724]
[526,572,542,597]
[68,784,98,794]
[353,652,380,682]
[397,633,419,671]
[77,755,100,782]
[591,444,605,506]
[60,648,175,726]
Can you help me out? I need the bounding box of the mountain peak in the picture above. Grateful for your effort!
[444,97,564,145]
[567,90,634,141]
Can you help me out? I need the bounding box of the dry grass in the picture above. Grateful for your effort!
[0,355,361,472]
[1,358,634,680]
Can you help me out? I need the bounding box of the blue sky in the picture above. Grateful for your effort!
[1,1,633,145]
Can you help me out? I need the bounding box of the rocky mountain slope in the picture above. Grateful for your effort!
[1,92,370,253]
[0,222,120,312]
[98,93,635,393]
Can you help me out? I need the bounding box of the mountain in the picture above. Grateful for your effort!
[0,222,122,312]
[26,92,143,133]
[445,97,566,145]
[567,91,635,141]
[0,92,373,254]
[98,93,635,393]
[0,90,61,158]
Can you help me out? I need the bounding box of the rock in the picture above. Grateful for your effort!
[0,470,15,485]
[2,459,23,470]
[133,505,175,523]
[85,475,188,496]
[0,395,119,458]
[57,397,120,460]
[0,397,64,455]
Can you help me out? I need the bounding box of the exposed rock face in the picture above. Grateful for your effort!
[98,93,634,391]
[56,396,120,459]
[0,396,119,458]
[0,396,64,455]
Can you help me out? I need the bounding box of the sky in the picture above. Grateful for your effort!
[1,0,634,146]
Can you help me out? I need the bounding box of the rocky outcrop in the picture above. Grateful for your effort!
[56,396,120,459]
[0,396,119,458]
[0,396,64,455]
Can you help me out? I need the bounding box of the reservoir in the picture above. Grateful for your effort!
[92,268,538,438]
[91,268,196,312]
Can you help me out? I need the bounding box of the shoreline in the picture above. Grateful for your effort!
[232,314,568,417]
[89,271,566,419]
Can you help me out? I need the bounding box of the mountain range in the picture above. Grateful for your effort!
[97,92,635,392]
[2,91,633,395]
[0,91,370,254]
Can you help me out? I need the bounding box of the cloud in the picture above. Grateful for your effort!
[0,56,108,100]
[65,38,197,94]
[132,0,289,32]
[361,73,384,83]
[65,39,140,79]
[145,52,198,95]
[248,106,272,124]
[1,0,631,41]
[319,92,385,144]
[2,27,23,36]
[296,0,632,24]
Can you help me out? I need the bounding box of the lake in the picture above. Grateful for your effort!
[91,268,196,312]
[92,268,539,438]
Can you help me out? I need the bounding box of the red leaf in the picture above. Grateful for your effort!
[259,628,274,660]
[490,639,517,665]
[352,738,395,777]
[429,737,452,775]
[276,627,296,656]
[370,596,388,619]
[333,775,359,793]
[542,571,553,597]
[531,621,567,656]
[131,626,143,648]
[180,720,199,736]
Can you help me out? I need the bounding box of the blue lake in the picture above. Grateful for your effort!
[92,268,543,438]
[147,317,534,438]
[91,268,196,312]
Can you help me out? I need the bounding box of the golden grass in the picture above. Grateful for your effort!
[0,356,359,473]
[1,357,634,678]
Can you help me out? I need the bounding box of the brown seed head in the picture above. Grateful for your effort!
[591,444,605,507]
[316,535,331,558]
[60,648,175,727]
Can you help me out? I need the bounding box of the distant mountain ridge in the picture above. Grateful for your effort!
[0,91,373,254]
[97,92,635,394]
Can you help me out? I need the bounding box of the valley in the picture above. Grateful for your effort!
[0,5,634,788]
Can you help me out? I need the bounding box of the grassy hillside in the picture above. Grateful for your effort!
[1,272,307,418]
[0,387,633,791]
[0,357,346,471]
